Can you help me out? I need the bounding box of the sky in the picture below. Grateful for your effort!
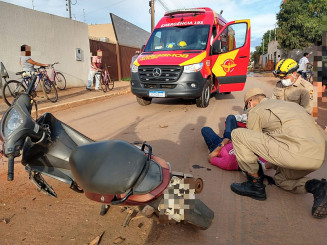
[2,0,282,51]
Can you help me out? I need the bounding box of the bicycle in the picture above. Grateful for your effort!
[1,62,26,106]
[2,67,58,106]
[44,62,66,90]
[306,64,313,84]
[93,65,114,92]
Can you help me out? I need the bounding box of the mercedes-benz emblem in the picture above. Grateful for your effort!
[153,68,162,78]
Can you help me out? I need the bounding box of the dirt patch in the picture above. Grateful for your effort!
[0,160,155,245]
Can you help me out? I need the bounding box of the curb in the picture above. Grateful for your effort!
[31,87,131,117]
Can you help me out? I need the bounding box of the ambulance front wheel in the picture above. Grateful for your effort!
[196,81,210,108]
[136,96,152,106]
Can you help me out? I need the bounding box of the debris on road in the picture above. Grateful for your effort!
[1,218,9,224]
[89,231,104,245]
[159,124,168,128]
[122,208,138,227]
[113,236,125,244]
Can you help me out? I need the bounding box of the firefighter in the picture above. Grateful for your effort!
[272,58,313,115]
[230,88,326,218]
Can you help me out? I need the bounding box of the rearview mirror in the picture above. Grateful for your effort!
[141,45,145,53]
[212,40,222,55]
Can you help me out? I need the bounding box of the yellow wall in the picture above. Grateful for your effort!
[88,24,117,44]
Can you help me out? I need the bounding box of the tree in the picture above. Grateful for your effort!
[276,0,327,50]
[251,46,262,64]
[261,29,277,54]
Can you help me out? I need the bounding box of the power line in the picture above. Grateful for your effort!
[156,0,170,12]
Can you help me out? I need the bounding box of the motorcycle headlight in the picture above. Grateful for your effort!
[183,62,203,73]
[4,108,24,137]
[131,64,139,73]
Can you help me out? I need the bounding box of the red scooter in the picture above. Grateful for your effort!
[0,73,214,229]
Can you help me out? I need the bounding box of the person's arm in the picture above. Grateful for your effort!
[208,138,230,162]
[210,148,239,170]
[246,111,262,132]
[27,59,49,67]
[300,90,313,115]
[271,87,277,99]
[208,145,222,162]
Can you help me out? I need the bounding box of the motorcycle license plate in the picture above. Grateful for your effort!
[149,91,165,98]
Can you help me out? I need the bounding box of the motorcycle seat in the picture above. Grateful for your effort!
[69,140,147,195]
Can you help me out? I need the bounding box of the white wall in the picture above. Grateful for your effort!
[0,2,90,88]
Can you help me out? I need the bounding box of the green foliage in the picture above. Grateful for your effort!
[251,46,262,64]
[276,0,327,50]
[262,29,277,53]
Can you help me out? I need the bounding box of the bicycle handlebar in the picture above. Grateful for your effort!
[50,62,59,68]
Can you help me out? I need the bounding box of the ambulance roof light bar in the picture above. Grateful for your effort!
[165,8,206,18]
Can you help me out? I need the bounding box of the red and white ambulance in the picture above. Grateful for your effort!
[131,8,251,107]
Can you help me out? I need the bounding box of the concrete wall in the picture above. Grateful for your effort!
[267,40,282,62]
[88,24,117,44]
[288,45,316,64]
[0,1,90,88]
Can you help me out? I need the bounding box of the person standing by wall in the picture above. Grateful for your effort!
[19,44,49,72]
[86,49,102,91]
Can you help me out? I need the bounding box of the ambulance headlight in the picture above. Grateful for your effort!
[183,63,203,73]
[131,64,139,73]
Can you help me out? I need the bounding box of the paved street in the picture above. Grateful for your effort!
[1,75,327,244]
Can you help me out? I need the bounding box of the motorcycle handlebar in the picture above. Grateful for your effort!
[8,155,14,181]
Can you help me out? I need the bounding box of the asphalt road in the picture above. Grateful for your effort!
[1,75,327,244]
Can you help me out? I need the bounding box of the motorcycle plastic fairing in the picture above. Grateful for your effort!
[21,113,94,184]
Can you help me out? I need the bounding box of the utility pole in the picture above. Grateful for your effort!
[149,0,155,32]
[83,8,86,22]
[66,0,72,19]
[262,38,264,55]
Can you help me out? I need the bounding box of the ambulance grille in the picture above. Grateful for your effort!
[138,66,183,82]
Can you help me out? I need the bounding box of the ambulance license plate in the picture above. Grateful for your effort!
[149,91,165,97]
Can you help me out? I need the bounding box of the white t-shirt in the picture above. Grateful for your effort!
[298,57,309,72]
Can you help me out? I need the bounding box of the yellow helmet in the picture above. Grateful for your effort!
[178,41,187,47]
[273,58,299,78]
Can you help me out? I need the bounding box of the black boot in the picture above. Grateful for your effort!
[231,173,266,201]
[305,178,327,219]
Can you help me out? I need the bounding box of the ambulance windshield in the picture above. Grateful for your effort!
[144,25,210,52]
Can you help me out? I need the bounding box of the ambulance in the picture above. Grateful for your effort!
[131,8,250,107]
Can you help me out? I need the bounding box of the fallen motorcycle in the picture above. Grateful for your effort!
[0,74,214,229]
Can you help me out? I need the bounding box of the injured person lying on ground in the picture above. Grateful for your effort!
[230,88,326,219]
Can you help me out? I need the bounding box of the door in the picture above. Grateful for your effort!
[211,20,250,92]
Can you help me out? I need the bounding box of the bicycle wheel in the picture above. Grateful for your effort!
[107,77,114,90]
[54,72,66,90]
[2,80,26,106]
[99,74,107,92]
[108,78,114,90]
[41,79,58,103]
[307,73,313,84]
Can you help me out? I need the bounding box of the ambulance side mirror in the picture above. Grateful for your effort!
[212,40,222,55]
[141,45,145,53]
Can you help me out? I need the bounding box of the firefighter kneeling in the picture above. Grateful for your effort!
[230,88,327,218]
